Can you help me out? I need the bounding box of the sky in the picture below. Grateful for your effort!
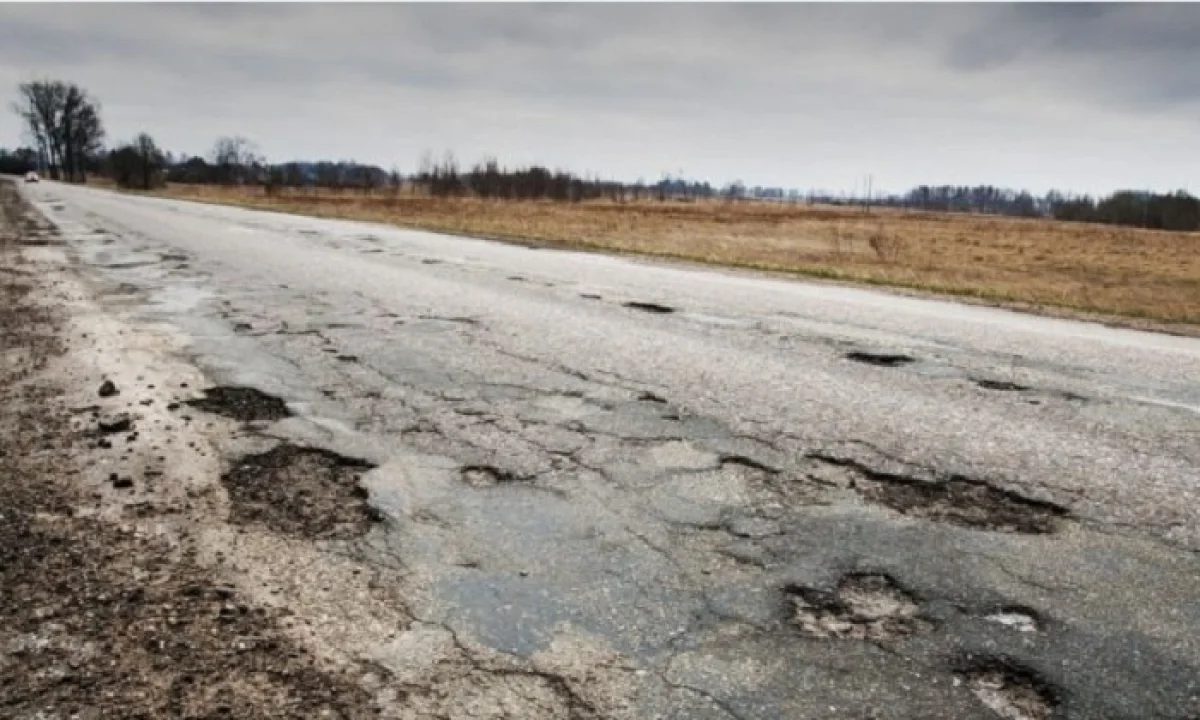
[1,3,1197,196]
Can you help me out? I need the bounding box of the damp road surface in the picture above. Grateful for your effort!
[22,181,1200,719]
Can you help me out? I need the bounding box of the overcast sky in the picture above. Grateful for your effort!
[1,3,1197,195]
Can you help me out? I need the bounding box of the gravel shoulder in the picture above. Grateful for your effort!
[0,179,380,718]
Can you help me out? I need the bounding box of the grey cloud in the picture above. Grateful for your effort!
[0,3,1196,194]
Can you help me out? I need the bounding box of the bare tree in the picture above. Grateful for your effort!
[209,136,262,185]
[108,132,166,190]
[12,79,104,182]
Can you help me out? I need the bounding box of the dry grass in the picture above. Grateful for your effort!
[137,183,1200,330]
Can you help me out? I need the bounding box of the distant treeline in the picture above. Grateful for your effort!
[4,127,1199,232]
[166,152,1200,232]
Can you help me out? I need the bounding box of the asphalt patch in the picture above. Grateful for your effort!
[811,455,1067,534]
[786,573,932,641]
[623,301,675,314]
[184,386,292,423]
[221,444,380,539]
[844,351,915,367]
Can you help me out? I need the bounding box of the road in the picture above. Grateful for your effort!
[18,180,1200,719]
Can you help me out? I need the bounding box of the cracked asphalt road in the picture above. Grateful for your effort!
[19,181,1200,719]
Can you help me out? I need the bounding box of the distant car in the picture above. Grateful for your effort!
[24,171,39,183]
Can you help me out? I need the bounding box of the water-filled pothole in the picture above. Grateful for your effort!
[222,444,379,539]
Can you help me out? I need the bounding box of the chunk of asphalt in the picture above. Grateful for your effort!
[98,380,119,397]
[98,414,134,434]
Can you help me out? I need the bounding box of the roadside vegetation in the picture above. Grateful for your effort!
[6,77,1199,329]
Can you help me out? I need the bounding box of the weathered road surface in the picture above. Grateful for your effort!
[18,181,1200,719]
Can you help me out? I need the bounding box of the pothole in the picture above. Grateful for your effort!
[786,573,931,641]
[417,315,478,326]
[960,663,1056,720]
[185,386,292,422]
[623,301,675,314]
[720,455,778,474]
[975,379,1030,392]
[221,444,380,539]
[461,465,527,488]
[983,607,1040,633]
[844,351,915,367]
[811,455,1067,534]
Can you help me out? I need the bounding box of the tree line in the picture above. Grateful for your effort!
[6,78,1199,232]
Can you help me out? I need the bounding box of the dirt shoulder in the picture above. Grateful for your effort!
[0,179,379,718]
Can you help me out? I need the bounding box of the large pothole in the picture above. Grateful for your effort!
[811,455,1067,534]
[786,573,932,641]
[960,662,1057,720]
[185,386,292,422]
[221,444,380,539]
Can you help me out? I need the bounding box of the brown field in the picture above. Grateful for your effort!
[138,183,1200,331]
